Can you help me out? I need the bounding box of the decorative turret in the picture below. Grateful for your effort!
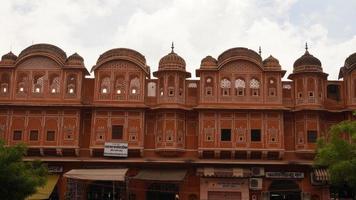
[293,43,322,73]
[263,55,281,70]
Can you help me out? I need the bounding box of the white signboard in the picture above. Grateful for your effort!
[104,142,128,157]
[265,172,304,179]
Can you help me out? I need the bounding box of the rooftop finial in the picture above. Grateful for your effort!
[171,42,174,53]
[258,46,262,56]
[305,42,308,51]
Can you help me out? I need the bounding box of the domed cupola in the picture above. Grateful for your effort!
[344,52,356,69]
[158,43,186,70]
[154,43,190,77]
[66,53,84,65]
[293,43,322,73]
[263,55,281,70]
[1,51,17,64]
[339,52,356,78]
[200,56,217,68]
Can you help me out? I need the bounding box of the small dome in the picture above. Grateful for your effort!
[293,50,322,73]
[66,52,84,65]
[200,56,217,68]
[339,52,356,79]
[1,51,17,61]
[344,52,356,69]
[263,55,281,69]
[158,50,186,70]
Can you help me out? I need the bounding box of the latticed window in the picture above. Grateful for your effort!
[250,78,260,89]
[268,78,277,96]
[220,78,231,88]
[33,75,44,93]
[130,77,140,95]
[50,76,60,94]
[115,76,125,95]
[205,77,213,96]
[17,74,28,93]
[0,73,10,94]
[235,78,246,96]
[220,78,231,96]
[66,74,77,95]
[250,78,260,96]
[100,76,111,94]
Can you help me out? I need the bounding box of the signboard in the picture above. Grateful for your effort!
[104,142,128,157]
[265,172,304,179]
[48,166,63,173]
[206,179,246,189]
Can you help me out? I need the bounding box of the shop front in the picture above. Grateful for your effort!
[64,168,128,200]
[131,169,187,200]
[197,167,251,200]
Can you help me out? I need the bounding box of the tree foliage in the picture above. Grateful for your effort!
[0,140,48,200]
[315,119,356,190]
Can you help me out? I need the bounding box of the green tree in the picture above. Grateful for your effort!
[0,140,48,200]
[314,118,356,191]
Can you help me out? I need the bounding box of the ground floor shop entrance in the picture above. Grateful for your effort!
[64,168,128,200]
[146,183,179,200]
[132,169,187,200]
[269,180,301,200]
[87,181,124,200]
[207,191,242,200]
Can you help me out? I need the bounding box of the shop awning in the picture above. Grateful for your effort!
[26,175,59,200]
[313,168,329,182]
[64,169,128,181]
[134,169,187,181]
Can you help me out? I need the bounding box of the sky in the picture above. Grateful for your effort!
[1,0,356,80]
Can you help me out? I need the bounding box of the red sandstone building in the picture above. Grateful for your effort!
[0,43,355,200]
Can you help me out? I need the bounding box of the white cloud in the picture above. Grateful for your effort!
[0,0,355,79]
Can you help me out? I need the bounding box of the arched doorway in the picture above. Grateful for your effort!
[269,180,301,200]
[146,183,179,200]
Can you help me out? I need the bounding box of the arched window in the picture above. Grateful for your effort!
[296,78,303,98]
[32,74,44,93]
[168,75,175,97]
[159,78,164,96]
[17,73,28,94]
[147,82,156,97]
[129,76,140,95]
[205,77,213,96]
[268,77,277,97]
[235,78,246,96]
[178,77,184,96]
[66,74,77,95]
[0,73,10,94]
[100,76,111,94]
[307,77,315,97]
[249,78,260,96]
[220,78,231,96]
[49,74,60,94]
[115,75,125,95]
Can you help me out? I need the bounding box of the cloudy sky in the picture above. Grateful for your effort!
[1,0,355,79]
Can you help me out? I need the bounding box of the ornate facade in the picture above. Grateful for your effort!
[1,43,355,200]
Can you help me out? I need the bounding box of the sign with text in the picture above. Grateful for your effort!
[104,142,128,157]
[265,172,304,179]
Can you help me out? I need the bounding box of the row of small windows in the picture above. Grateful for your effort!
[12,130,71,141]
[99,125,137,141]
[100,76,140,95]
[208,129,318,143]
[204,77,277,97]
[0,73,77,95]
[219,129,262,142]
